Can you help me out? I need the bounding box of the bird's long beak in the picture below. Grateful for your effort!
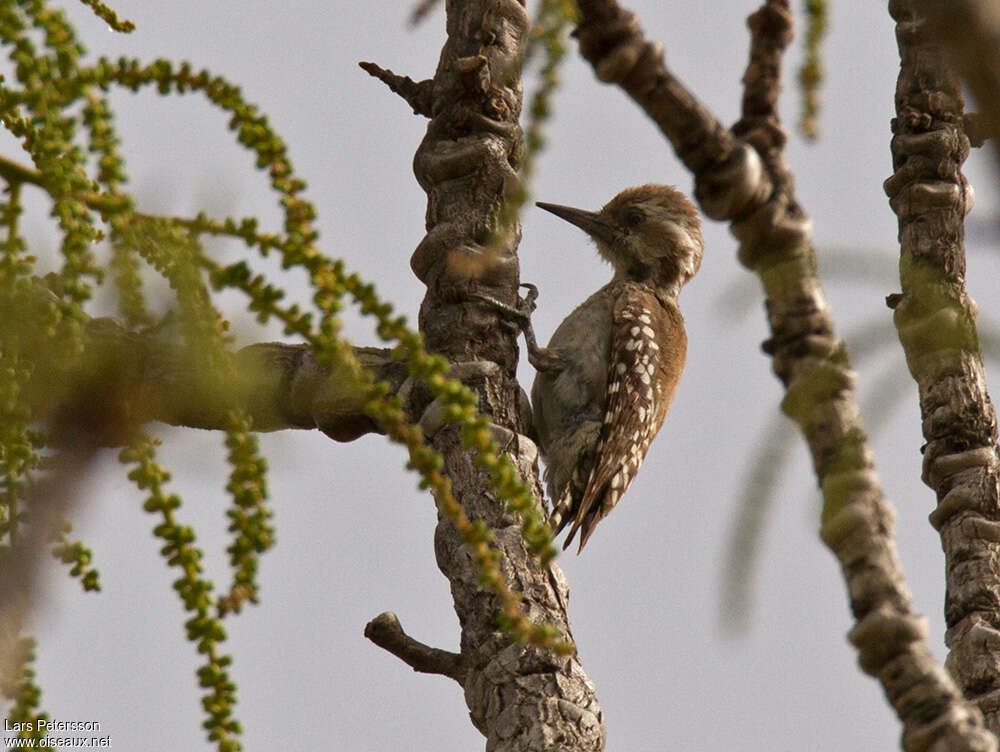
[536,201,619,247]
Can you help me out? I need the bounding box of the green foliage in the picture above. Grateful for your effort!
[77,0,133,33]
[50,520,101,591]
[799,0,827,140]
[219,418,273,617]
[0,0,103,735]
[0,636,55,750]
[196,220,566,648]
[496,0,576,233]
[1,0,575,747]
[121,436,242,751]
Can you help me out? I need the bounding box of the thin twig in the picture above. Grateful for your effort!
[358,61,434,118]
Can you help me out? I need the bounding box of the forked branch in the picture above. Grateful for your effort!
[573,0,995,748]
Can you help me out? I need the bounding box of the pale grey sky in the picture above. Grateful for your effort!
[6,1,1000,750]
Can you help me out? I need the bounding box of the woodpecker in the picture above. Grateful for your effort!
[524,185,703,552]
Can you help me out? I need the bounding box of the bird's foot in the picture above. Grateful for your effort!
[471,283,562,372]
[469,283,536,326]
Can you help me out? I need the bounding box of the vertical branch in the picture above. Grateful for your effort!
[379,0,606,748]
[884,0,1000,734]
[574,0,996,748]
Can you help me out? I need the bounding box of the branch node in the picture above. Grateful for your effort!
[848,605,927,676]
[694,142,768,221]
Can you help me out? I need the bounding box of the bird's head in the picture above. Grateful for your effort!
[537,184,703,296]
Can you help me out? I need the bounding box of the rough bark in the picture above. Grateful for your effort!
[885,0,1000,734]
[907,0,1000,158]
[367,0,605,749]
[573,0,995,748]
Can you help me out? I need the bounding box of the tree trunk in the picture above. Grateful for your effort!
[371,0,606,748]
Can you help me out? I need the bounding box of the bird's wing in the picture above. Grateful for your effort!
[564,286,686,552]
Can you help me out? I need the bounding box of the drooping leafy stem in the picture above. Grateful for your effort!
[218,417,272,617]
[80,42,572,580]
[81,86,153,328]
[2,3,250,742]
[123,209,569,652]
[109,215,276,621]
[799,0,827,140]
[77,0,134,32]
[0,637,54,750]
[496,0,577,234]
[0,182,30,551]
[93,205,254,750]
[80,52,567,640]
[0,174,49,748]
[0,0,112,737]
[0,1,579,746]
[120,435,242,752]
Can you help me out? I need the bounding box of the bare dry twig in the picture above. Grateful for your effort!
[358,61,434,118]
[364,612,465,684]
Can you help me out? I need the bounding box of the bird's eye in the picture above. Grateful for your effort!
[623,208,644,227]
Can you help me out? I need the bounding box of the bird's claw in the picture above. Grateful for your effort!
[519,283,539,314]
[469,282,561,374]
[470,283,538,326]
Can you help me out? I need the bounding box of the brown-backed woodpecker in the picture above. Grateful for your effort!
[527,184,703,552]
